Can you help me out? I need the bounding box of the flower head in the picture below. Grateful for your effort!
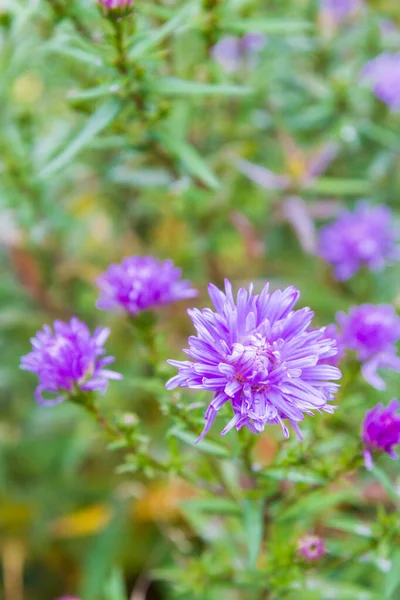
[211,33,266,73]
[167,280,341,440]
[297,534,326,561]
[96,256,197,317]
[362,400,400,470]
[337,304,400,390]
[20,318,122,406]
[362,53,400,111]
[318,203,399,281]
[98,0,133,15]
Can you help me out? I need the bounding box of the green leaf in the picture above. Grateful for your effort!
[243,498,264,568]
[370,464,400,506]
[259,468,327,485]
[385,550,400,600]
[80,504,127,600]
[156,130,219,189]
[223,18,313,35]
[128,1,197,60]
[360,121,400,151]
[67,83,121,102]
[326,517,373,537]
[181,498,240,516]
[47,45,104,67]
[306,176,370,196]
[153,78,252,97]
[169,428,229,458]
[276,489,358,522]
[39,98,121,178]
[103,567,128,600]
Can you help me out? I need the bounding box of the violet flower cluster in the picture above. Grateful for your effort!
[362,53,400,111]
[362,400,400,470]
[20,318,122,406]
[96,256,197,317]
[297,534,326,561]
[167,280,341,441]
[318,203,399,281]
[336,304,400,390]
[211,34,266,73]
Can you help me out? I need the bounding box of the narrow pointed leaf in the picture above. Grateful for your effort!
[39,98,121,178]
[169,428,229,458]
[243,498,264,568]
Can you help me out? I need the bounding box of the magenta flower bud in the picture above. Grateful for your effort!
[362,400,400,470]
[318,202,400,281]
[297,535,326,561]
[98,0,133,16]
[20,318,122,406]
[167,280,341,441]
[96,256,197,317]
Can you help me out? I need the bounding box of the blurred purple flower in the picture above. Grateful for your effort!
[362,400,400,470]
[362,53,400,111]
[96,256,197,316]
[337,304,400,390]
[167,280,341,440]
[235,143,338,254]
[211,34,266,73]
[20,318,121,406]
[297,534,326,561]
[320,0,361,22]
[318,203,399,281]
[320,324,343,367]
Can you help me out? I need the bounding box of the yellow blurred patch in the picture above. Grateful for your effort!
[286,155,307,183]
[134,480,197,523]
[12,72,43,105]
[51,504,112,538]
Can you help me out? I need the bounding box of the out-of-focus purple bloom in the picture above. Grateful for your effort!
[362,400,400,470]
[282,196,317,254]
[20,318,122,406]
[211,34,266,73]
[320,324,343,367]
[96,256,197,316]
[362,53,400,111]
[337,304,400,390]
[320,0,361,22]
[98,0,133,13]
[318,203,399,281]
[167,280,341,440]
[297,534,326,561]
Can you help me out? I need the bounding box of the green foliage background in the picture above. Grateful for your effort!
[1,0,400,599]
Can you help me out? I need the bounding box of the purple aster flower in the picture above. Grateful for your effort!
[211,33,266,73]
[362,400,400,470]
[318,203,399,281]
[297,534,326,561]
[362,53,400,111]
[20,317,122,406]
[337,304,400,390]
[96,256,197,316]
[166,280,341,440]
